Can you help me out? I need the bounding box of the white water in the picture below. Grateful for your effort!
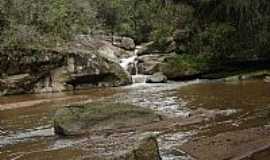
[158,131,196,160]
[132,74,150,83]
[119,55,137,71]
[119,45,149,83]
[116,79,202,118]
[118,43,205,117]
[0,125,54,147]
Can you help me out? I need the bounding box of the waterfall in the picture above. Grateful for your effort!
[119,56,137,71]
[119,46,149,84]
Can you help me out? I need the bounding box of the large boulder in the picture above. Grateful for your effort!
[158,62,201,80]
[54,102,161,136]
[137,54,203,80]
[97,41,134,61]
[97,45,120,63]
[137,54,170,75]
[74,35,133,61]
[94,35,135,51]
[146,72,168,83]
[0,48,131,95]
[118,37,136,50]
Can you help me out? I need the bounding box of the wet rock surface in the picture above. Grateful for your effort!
[53,102,162,136]
[179,127,270,160]
[146,72,168,83]
[111,136,161,160]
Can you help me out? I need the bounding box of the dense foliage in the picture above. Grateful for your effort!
[0,0,96,48]
[0,0,269,60]
[192,0,270,60]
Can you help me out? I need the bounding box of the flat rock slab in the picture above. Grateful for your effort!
[54,102,162,136]
[179,127,270,160]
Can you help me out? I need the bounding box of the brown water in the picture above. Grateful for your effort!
[0,80,270,160]
[177,80,270,133]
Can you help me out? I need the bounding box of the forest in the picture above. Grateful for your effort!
[0,0,269,60]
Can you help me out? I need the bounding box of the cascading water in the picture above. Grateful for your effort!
[120,46,149,84]
[119,56,137,72]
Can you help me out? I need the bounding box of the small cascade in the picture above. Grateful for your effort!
[119,56,137,71]
[132,74,150,83]
[120,46,149,84]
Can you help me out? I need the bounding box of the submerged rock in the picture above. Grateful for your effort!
[114,136,162,160]
[146,72,168,83]
[221,70,270,82]
[0,48,131,95]
[54,102,161,136]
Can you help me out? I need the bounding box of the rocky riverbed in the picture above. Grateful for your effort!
[0,79,270,160]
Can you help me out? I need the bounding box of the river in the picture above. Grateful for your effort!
[1,79,270,160]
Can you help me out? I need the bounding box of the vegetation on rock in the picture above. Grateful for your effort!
[54,102,161,136]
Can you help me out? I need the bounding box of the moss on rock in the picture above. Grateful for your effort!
[54,102,161,136]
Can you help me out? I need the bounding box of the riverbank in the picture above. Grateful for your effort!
[146,53,270,81]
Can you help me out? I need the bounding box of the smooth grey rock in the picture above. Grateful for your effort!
[146,72,168,83]
[120,37,136,50]
[53,102,161,136]
[136,54,172,75]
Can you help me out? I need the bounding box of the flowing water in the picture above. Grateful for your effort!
[119,45,151,84]
[1,79,270,160]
